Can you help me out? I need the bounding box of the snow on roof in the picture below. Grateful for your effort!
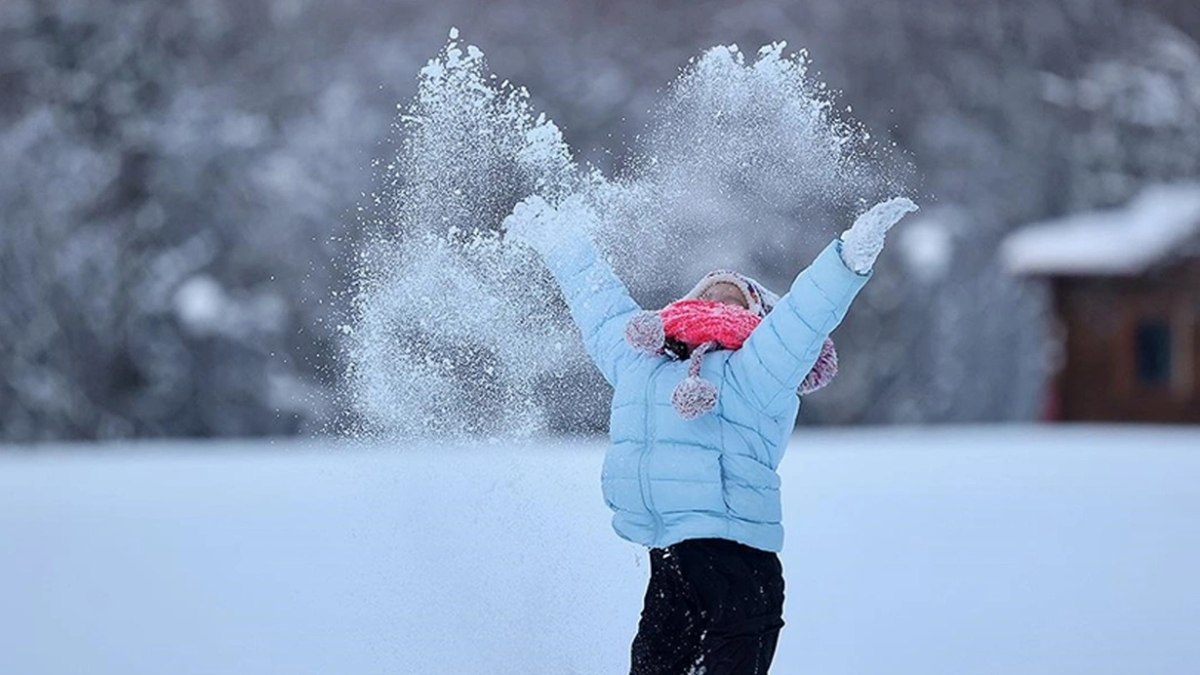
[1002,183,1200,276]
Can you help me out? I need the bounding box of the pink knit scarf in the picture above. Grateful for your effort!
[624,297,840,419]
[658,298,761,350]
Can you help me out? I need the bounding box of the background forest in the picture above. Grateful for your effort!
[4,0,1200,440]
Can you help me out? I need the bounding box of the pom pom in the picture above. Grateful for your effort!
[672,376,718,420]
[800,338,839,395]
[625,311,665,353]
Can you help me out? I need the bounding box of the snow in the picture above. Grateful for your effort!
[898,207,959,282]
[347,34,906,440]
[173,275,225,333]
[3,426,1199,675]
[838,196,918,274]
[172,274,287,339]
[1002,183,1200,275]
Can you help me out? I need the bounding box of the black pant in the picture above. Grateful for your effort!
[630,538,785,675]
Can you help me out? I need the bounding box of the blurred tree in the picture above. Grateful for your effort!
[2,0,1199,440]
[0,0,384,439]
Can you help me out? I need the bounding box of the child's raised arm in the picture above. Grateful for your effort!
[502,195,643,388]
[726,197,918,415]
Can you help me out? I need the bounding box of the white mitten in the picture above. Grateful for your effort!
[839,197,919,274]
[496,195,552,251]
[501,194,596,258]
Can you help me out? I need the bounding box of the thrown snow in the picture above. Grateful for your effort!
[2,426,1198,675]
[345,35,908,440]
[1002,183,1200,275]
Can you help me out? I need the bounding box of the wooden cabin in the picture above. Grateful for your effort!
[1003,184,1200,423]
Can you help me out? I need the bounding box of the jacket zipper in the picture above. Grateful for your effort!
[640,362,665,545]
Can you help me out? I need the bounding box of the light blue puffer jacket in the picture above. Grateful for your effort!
[539,232,871,553]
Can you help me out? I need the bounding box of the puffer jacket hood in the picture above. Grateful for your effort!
[682,268,780,317]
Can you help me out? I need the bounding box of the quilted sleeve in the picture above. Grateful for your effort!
[535,228,644,388]
[725,238,872,413]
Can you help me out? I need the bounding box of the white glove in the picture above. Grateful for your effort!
[839,197,919,274]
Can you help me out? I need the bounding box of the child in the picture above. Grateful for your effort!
[502,195,917,674]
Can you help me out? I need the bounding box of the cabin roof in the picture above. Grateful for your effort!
[1002,183,1200,276]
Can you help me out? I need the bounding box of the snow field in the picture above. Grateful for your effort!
[1,425,1198,674]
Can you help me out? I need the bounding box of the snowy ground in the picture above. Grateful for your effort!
[2,425,1198,675]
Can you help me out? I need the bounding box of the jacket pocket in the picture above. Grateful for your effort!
[646,446,725,515]
[601,443,644,513]
[719,453,783,523]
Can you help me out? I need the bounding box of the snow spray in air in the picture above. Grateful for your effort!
[342,31,908,439]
